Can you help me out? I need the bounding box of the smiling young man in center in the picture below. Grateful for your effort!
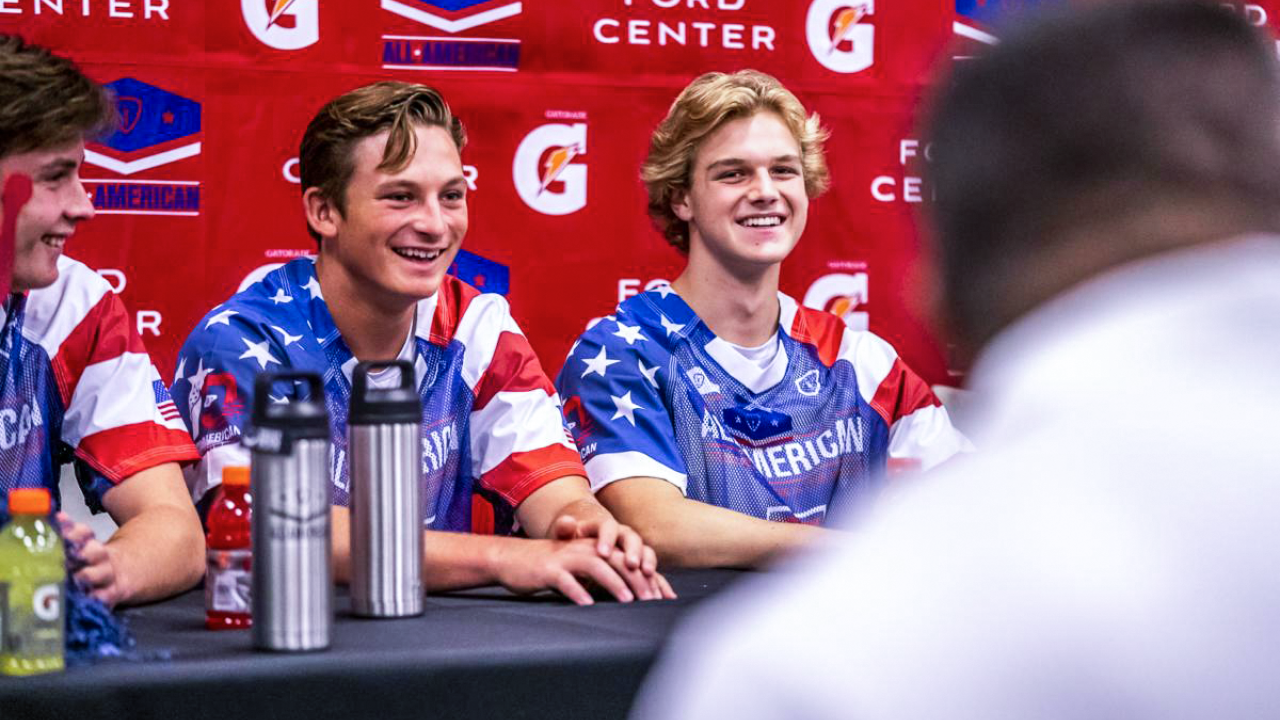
[557,70,970,568]
[173,81,671,604]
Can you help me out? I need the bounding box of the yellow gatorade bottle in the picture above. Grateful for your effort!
[0,488,65,675]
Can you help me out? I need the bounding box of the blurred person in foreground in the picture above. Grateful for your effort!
[0,35,204,606]
[633,1,1280,717]
[555,70,970,569]
[173,81,672,604]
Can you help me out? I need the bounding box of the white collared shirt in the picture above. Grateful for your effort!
[636,236,1280,720]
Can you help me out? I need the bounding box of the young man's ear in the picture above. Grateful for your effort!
[671,188,693,222]
[303,187,340,243]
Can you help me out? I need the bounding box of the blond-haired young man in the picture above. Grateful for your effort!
[175,81,671,604]
[0,35,205,606]
[556,71,970,568]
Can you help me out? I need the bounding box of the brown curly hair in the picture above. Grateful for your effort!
[641,70,830,253]
[0,35,116,159]
[299,81,467,243]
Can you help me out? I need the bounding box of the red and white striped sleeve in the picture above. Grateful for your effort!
[443,280,584,507]
[26,258,198,484]
[788,301,972,471]
[851,331,972,470]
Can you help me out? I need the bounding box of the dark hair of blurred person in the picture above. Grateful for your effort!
[926,0,1280,362]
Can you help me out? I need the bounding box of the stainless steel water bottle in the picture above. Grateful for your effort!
[348,360,423,618]
[246,371,332,651]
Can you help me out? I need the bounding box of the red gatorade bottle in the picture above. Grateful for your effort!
[205,466,252,630]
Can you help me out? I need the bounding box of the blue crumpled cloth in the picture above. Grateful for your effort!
[0,500,160,666]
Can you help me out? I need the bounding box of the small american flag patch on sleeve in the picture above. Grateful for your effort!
[153,379,181,422]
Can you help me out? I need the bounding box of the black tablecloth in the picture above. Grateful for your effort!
[0,569,745,720]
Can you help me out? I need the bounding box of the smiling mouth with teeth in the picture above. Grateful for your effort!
[393,247,443,262]
[41,235,68,249]
[739,216,784,228]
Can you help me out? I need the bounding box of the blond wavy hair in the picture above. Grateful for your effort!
[641,70,830,253]
[299,81,466,243]
[0,35,116,159]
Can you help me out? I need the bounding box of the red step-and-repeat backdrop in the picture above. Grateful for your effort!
[6,0,1277,385]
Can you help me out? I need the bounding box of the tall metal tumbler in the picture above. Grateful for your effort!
[349,360,424,618]
[246,371,332,651]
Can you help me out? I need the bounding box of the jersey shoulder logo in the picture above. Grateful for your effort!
[795,369,822,397]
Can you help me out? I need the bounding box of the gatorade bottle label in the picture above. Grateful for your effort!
[207,549,252,613]
[0,578,63,674]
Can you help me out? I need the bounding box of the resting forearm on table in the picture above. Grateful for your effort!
[103,502,206,605]
[513,474,609,540]
[330,505,532,592]
[597,477,824,569]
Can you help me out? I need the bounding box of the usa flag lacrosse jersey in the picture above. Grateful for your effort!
[556,288,970,525]
[0,256,198,510]
[172,258,583,534]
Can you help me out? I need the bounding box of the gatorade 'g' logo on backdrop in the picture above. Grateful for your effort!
[805,271,869,331]
[806,0,875,74]
[513,122,587,216]
[242,0,320,50]
[83,78,202,216]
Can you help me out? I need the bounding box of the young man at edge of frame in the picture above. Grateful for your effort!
[0,34,205,606]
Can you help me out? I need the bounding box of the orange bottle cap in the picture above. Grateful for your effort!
[8,488,51,515]
[222,466,250,487]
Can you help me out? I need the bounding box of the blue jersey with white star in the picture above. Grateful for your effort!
[555,288,968,525]
[173,259,582,534]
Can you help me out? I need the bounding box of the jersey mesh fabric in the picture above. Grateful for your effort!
[556,287,964,526]
[0,297,68,505]
[173,258,581,534]
[666,328,886,522]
